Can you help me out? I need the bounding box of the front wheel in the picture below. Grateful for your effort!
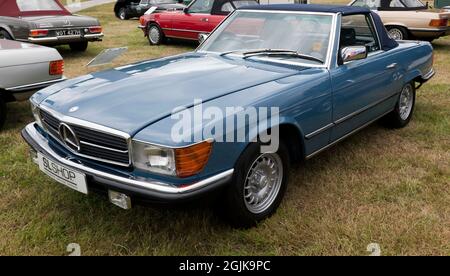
[383,82,416,128]
[147,23,164,45]
[0,97,7,130]
[69,41,88,52]
[221,141,290,228]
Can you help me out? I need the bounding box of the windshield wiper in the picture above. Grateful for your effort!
[219,48,294,57]
[242,49,324,64]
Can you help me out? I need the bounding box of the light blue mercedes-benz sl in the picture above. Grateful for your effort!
[22,4,434,227]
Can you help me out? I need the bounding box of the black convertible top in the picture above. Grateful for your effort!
[239,4,371,15]
[239,4,398,51]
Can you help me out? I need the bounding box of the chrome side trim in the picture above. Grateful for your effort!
[162,28,205,34]
[304,93,398,140]
[306,109,394,159]
[305,123,334,140]
[5,78,66,92]
[24,123,234,194]
[408,28,446,32]
[334,93,398,125]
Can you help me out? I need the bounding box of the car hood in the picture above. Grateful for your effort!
[35,53,302,135]
[23,15,99,29]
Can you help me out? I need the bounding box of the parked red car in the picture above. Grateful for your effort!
[139,0,258,45]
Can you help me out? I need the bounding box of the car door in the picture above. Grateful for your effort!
[330,13,400,140]
[170,0,215,40]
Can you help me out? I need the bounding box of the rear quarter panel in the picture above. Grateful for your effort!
[0,46,63,89]
[392,41,434,84]
[0,16,30,40]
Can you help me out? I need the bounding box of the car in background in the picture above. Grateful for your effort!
[114,0,186,20]
[350,0,450,41]
[0,39,64,129]
[0,0,103,51]
[23,5,434,227]
[139,0,258,45]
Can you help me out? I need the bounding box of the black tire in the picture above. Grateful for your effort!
[69,41,88,52]
[0,29,12,40]
[118,7,129,20]
[0,97,6,130]
[147,23,164,45]
[386,26,408,40]
[220,141,290,228]
[383,82,416,129]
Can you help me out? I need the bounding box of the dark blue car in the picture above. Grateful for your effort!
[23,4,434,227]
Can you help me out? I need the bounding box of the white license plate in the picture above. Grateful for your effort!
[55,29,81,37]
[38,153,88,194]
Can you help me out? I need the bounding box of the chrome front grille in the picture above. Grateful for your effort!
[39,109,131,167]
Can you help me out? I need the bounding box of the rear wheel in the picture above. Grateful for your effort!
[69,41,88,52]
[383,82,416,128]
[118,7,129,20]
[147,23,164,45]
[0,29,12,40]
[387,26,408,40]
[221,141,290,228]
[0,97,6,130]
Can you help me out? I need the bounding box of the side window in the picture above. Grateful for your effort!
[352,0,380,9]
[140,0,150,5]
[221,2,234,12]
[340,14,381,53]
[188,0,214,14]
[389,0,405,7]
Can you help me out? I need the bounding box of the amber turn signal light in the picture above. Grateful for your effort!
[429,19,448,27]
[175,140,213,178]
[49,60,64,75]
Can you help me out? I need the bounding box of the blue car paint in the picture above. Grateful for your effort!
[29,16,434,188]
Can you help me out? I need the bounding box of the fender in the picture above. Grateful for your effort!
[0,24,14,39]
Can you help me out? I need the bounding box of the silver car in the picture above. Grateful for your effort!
[0,39,64,129]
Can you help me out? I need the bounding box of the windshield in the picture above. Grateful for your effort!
[232,1,258,8]
[16,0,62,11]
[199,11,334,66]
[401,0,425,7]
[152,0,179,4]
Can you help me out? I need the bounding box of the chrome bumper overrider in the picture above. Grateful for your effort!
[22,123,234,196]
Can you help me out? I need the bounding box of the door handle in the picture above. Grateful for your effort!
[201,18,209,22]
[386,63,397,69]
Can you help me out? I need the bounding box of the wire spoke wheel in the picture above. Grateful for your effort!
[388,28,403,40]
[243,153,283,214]
[149,26,161,44]
[399,84,414,120]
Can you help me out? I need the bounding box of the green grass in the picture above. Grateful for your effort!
[0,3,449,256]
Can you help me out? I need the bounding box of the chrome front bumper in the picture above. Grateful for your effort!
[22,123,234,201]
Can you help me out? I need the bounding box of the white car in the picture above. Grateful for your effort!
[0,39,64,129]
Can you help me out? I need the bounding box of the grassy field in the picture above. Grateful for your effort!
[0,3,449,256]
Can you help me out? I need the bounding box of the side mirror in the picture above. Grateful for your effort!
[198,33,208,44]
[340,46,367,63]
[183,7,188,13]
